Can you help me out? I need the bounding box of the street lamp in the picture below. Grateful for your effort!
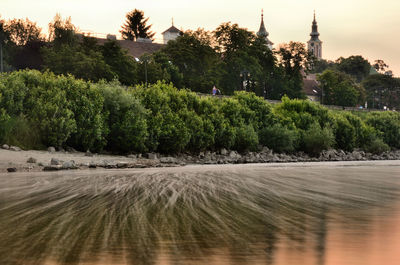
[135,57,148,87]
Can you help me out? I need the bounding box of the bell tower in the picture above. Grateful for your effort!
[307,11,322,59]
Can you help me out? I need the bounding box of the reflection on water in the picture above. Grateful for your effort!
[0,163,400,265]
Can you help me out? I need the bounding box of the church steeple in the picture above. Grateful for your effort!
[257,9,273,49]
[307,11,322,59]
[310,11,320,41]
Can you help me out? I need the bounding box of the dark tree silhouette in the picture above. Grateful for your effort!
[4,18,44,46]
[120,9,155,41]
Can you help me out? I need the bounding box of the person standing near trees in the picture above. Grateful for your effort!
[212,85,217,96]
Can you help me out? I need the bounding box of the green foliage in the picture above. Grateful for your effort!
[363,138,390,155]
[361,74,400,110]
[101,40,138,86]
[0,115,42,149]
[365,111,400,148]
[0,107,10,143]
[233,91,273,130]
[160,32,219,93]
[302,123,335,156]
[99,81,148,153]
[332,113,356,151]
[276,41,310,99]
[0,70,107,149]
[234,124,259,152]
[274,96,333,130]
[259,123,299,153]
[1,70,399,156]
[41,41,115,82]
[0,70,77,146]
[62,76,106,151]
[335,55,371,82]
[318,69,364,107]
[132,82,192,153]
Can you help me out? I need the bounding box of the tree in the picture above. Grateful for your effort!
[42,36,115,82]
[152,51,184,88]
[362,74,400,110]
[373,59,389,74]
[4,18,44,46]
[318,69,365,107]
[276,42,310,99]
[11,40,45,70]
[48,14,77,46]
[335,55,371,82]
[160,32,219,93]
[0,16,8,72]
[101,40,138,85]
[120,9,155,41]
[309,58,334,74]
[213,23,263,95]
[214,22,254,56]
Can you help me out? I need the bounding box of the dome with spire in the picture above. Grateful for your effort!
[257,9,273,49]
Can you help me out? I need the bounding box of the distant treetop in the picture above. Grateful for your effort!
[120,9,155,41]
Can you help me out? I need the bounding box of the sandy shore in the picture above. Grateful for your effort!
[0,148,148,173]
[1,147,400,174]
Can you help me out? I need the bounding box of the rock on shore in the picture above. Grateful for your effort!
[0,144,399,173]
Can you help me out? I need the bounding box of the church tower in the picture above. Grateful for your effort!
[307,12,322,59]
[162,19,181,44]
[257,9,273,49]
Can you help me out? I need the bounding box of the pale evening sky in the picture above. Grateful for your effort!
[2,0,400,75]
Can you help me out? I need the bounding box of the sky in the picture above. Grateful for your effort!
[2,0,400,75]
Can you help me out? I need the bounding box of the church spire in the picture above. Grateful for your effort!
[257,9,273,49]
[307,11,322,59]
[310,11,320,41]
[257,9,268,37]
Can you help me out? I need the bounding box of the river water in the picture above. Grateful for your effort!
[0,161,400,265]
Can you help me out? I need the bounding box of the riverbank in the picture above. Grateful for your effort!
[1,144,400,173]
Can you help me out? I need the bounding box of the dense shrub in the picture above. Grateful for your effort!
[234,124,259,152]
[0,70,399,155]
[364,138,390,154]
[132,82,193,153]
[366,112,400,148]
[0,115,42,150]
[259,123,299,153]
[0,108,10,143]
[99,82,148,153]
[63,77,106,152]
[302,123,335,156]
[332,113,356,151]
[233,91,273,130]
[274,96,333,130]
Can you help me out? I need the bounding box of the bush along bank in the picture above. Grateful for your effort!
[0,70,399,159]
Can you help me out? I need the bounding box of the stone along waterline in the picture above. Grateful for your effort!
[0,162,400,265]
